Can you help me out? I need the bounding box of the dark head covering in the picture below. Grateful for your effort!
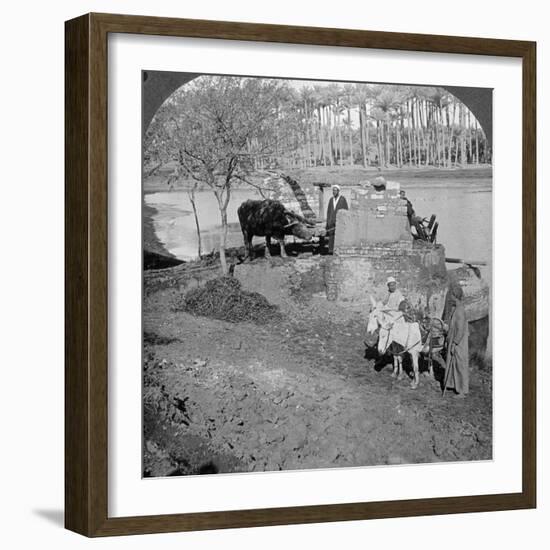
[450,283,464,301]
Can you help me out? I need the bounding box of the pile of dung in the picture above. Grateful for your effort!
[174,276,281,324]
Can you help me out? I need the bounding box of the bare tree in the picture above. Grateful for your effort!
[146,76,286,274]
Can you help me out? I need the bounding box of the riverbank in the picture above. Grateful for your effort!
[143,203,183,269]
[143,165,492,264]
[143,287,492,476]
[285,164,492,187]
[143,164,492,193]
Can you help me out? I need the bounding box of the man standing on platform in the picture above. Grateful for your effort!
[325,184,348,254]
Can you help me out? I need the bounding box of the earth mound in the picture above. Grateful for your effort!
[173,276,282,324]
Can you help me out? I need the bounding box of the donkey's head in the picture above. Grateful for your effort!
[365,296,384,349]
[366,296,381,333]
[366,296,396,354]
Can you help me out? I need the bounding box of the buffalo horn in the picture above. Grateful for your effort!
[284,209,316,227]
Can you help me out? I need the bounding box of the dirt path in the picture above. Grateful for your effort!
[143,289,492,477]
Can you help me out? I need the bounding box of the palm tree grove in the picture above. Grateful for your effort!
[146,76,490,178]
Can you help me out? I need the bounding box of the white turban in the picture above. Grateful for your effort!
[331,184,341,192]
[386,276,397,284]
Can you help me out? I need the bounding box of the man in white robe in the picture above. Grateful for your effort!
[383,276,405,311]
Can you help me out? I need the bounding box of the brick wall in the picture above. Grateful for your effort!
[324,244,448,316]
[234,244,449,317]
[335,186,412,248]
[233,248,487,323]
[226,177,484,321]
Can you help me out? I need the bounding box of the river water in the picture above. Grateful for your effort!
[145,188,261,260]
[144,178,492,275]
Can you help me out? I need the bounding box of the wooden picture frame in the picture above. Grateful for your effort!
[65,12,536,537]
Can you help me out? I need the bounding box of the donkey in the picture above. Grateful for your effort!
[365,297,425,389]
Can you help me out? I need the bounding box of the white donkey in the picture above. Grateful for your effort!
[366,296,425,389]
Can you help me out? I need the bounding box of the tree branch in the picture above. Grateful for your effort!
[145,161,162,177]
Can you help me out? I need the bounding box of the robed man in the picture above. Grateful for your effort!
[443,283,469,397]
[326,185,348,254]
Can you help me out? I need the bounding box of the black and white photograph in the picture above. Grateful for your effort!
[142,71,493,477]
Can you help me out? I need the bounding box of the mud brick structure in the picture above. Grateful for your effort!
[235,183,451,317]
[320,185,449,313]
[325,243,448,312]
[337,184,410,246]
[235,178,488,325]
[234,246,450,319]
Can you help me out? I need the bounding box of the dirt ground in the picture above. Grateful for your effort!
[143,284,492,477]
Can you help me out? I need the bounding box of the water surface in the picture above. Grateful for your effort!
[144,179,492,277]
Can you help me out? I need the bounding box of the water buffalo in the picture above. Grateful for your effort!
[237,199,315,260]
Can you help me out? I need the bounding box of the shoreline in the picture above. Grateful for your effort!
[143,203,173,256]
[143,203,184,270]
[142,165,492,267]
[144,165,492,193]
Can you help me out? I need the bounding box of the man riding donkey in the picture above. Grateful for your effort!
[365,278,469,395]
[365,277,425,389]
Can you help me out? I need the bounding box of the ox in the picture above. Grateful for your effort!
[237,199,315,260]
[365,297,425,389]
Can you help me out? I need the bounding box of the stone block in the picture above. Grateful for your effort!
[334,208,412,248]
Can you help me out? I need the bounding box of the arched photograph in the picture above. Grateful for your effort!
[142,72,492,478]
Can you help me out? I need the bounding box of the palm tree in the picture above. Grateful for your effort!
[425,87,451,167]
[342,84,356,165]
[353,84,370,167]
[313,84,333,166]
[299,86,316,167]
[370,85,405,167]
